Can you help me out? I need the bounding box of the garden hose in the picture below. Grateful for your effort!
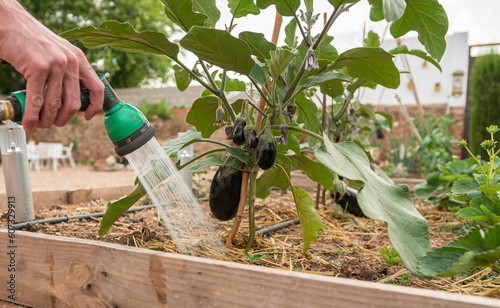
[0,64,156,156]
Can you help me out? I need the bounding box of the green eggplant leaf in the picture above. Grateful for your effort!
[99,183,147,237]
[291,186,326,252]
[186,96,242,138]
[364,31,380,47]
[225,147,251,166]
[329,47,400,89]
[256,0,300,16]
[161,0,207,32]
[320,80,345,98]
[315,136,431,277]
[192,0,220,27]
[173,65,192,91]
[368,0,384,21]
[284,18,297,48]
[288,154,334,190]
[256,163,291,199]
[389,45,442,72]
[418,225,500,277]
[295,93,320,148]
[60,21,179,59]
[328,0,361,8]
[390,0,448,61]
[228,0,260,18]
[383,0,406,22]
[267,47,296,79]
[239,31,276,62]
[295,71,349,93]
[188,156,223,172]
[180,27,255,75]
[201,75,246,96]
[161,129,203,157]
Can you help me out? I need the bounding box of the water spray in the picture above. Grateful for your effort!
[0,65,224,255]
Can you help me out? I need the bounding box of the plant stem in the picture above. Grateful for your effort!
[178,148,226,170]
[228,0,242,32]
[465,145,488,179]
[174,60,218,95]
[199,59,219,90]
[245,169,258,250]
[196,139,231,148]
[287,4,310,47]
[248,76,273,107]
[226,165,250,247]
[333,91,353,122]
[318,235,380,256]
[246,99,268,117]
[272,125,324,143]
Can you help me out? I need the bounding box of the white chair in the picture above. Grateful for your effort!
[37,143,63,171]
[26,144,40,172]
[58,142,76,168]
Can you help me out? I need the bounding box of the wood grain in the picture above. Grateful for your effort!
[0,230,499,308]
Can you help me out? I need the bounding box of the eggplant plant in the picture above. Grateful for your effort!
[61,0,450,277]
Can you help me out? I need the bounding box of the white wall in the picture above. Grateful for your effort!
[360,32,469,107]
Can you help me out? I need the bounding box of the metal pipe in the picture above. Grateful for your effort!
[2,205,155,230]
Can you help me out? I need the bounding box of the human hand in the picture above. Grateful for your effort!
[0,0,104,132]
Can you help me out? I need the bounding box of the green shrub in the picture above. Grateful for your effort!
[469,53,500,158]
[137,99,173,122]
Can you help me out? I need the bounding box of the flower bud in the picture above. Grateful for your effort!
[214,106,225,127]
[279,124,289,144]
[305,49,319,70]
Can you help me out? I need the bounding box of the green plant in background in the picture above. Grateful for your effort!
[417,126,500,277]
[138,99,173,122]
[243,252,270,265]
[469,53,500,159]
[379,247,402,267]
[62,0,450,278]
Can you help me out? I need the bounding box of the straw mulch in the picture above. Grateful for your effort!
[1,189,499,299]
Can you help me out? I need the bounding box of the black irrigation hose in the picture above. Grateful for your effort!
[2,205,156,230]
[256,219,300,236]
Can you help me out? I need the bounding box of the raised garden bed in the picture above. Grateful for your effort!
[1,185,500,307]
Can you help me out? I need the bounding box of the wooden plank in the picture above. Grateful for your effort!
[1,231,499,308]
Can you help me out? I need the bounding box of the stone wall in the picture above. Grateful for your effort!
[26,104,465,162]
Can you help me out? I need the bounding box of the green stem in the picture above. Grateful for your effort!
[272,125,324,143]
[286,2,310,47]
[196,139,231,148]
[248,75,274,108]
[247,100,268,117]
[465,145,488,179]
[199,60,219,91]
[333,91,353,122]
[174,60,218,95]
[228,0,242,32]
[245,169,258,250]
[178,148,226,170]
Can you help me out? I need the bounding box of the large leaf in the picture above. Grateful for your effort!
[256,0,300,16]
[186,97,243,138]
[383,0,406,22]
[192,0,220,27]
[315,137,431,276]
[173,65,192,91]
[295,93,320,148]
[160,0,208,32]
[368,0,384,21]
[161,129,203,157]
[256,164,291,199]
[99,184,147,236]
[289,154,334,190]
[188,156,223,172]
[228,0,260,18]
[291,186,326,252]
[61,21,179,59]
[239,32,276,62]
[295,71,349,93]
[390,0,448,61]
[180,27,255,75]
[328,0,361,8]
[389,45,442,72]
[329,47,400,89]
[201,75,246,96]
[418,225,500,277]
[284,18,297,48]
[267,47,296,79]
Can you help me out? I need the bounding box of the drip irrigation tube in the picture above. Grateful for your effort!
[256,219,300,236]
[2,205,156,230]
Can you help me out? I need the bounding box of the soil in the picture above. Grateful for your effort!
[1,179,498,299]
